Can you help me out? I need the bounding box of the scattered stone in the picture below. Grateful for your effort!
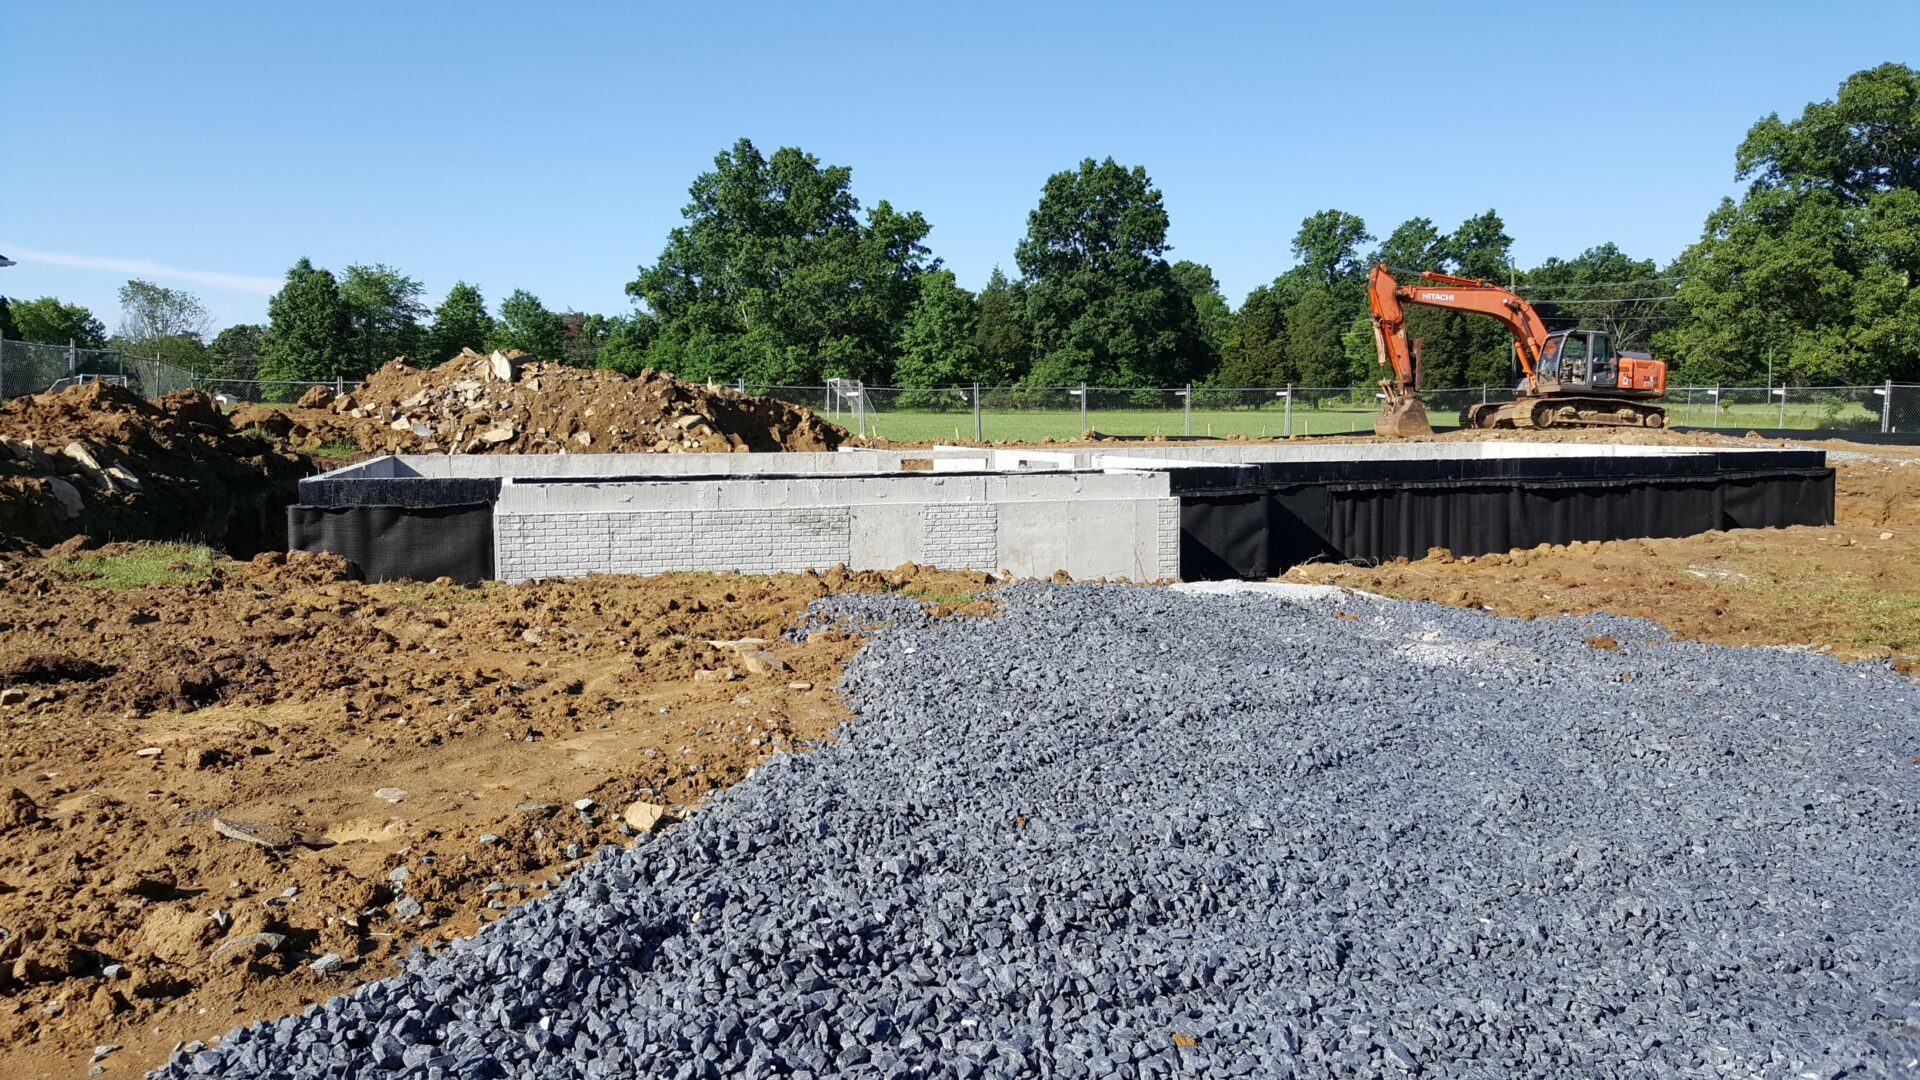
[621,801,667,833]
[740,650,789,675]
[394,897,423,919]
[373,787,407,803]
[209,815,299,849]
[387,867,409,884]
[135,746,163,758]
[787,681,814,691]
[210,932,287,960]
[0,688,24,707]
[45,477,85,519]
[692,667,737,683]
[309,953,344,975]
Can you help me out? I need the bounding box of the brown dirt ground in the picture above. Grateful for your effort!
[0,552,991,1079]
[1290,445,1920,674]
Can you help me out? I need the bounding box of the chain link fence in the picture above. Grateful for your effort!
[741,382,1920,441]
[6,339,1916,440]
[1,339,346,405]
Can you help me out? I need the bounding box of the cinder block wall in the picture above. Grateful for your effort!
[491,472,1179,583]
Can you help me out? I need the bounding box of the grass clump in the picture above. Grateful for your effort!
[50,542,216,589]
[902,585,979,608]
[309,441,362,461]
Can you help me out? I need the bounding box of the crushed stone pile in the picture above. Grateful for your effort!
[232,349,845,456]
[151,584,1920,1078]
[0,382,305,554]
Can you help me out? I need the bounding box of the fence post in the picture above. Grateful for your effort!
[1778,385,1787,429]
[856,382,865,438]
[737,377,745,395]
[972,382,982,442]
[1884,380,1894,434]
[1078,382,1087,435]
[68,339,78,377]
[1481,384,1488,405]
[1183,383,1192,436]
[1284,385,1293,438]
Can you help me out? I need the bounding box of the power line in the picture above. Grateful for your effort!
[1513,276,1684,292]
[1531,295,1682,304]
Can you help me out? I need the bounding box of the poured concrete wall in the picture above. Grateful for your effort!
[489,471,1179,583]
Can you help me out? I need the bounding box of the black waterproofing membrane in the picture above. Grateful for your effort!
[288,503,494,585]
[1174,449,1834,580]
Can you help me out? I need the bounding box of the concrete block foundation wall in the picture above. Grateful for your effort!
[488,472,1179,584]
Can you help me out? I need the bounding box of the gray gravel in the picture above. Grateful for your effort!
[152,583,1920,1078]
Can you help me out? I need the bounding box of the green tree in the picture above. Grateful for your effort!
[628,138,935,384]
[10,297,107,347]
[1663,63,1920,385]
[1291,209,1373,292]
[970,268,1030,384]
[1371,217,1448,271]
[0,297,16,342]
[340,264,426,370]
[117,279,211,352]
[208,323,266,381]
[1522,243,1670,352]
[1216,284,1289,386]
[1169,260,1233,375]
[595,313,659,375]
[259,258,353,384]
[1448,210,1514,282]
[422,281,493,364]
[894,271,986,387]
[1017,157,1208,387]
[1285,289,1350,386]
[487,289,568,359]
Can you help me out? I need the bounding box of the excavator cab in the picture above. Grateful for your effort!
[1538,330,1614,390]
[1538,330,1664,396]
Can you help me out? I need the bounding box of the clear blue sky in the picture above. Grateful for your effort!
[3,1,1914,334]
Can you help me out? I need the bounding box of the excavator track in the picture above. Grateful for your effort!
[1460,397,1666,431]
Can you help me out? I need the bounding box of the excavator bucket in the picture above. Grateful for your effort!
[1372,397,1434,438]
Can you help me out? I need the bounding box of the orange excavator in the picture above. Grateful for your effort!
[1367,263,1667,437]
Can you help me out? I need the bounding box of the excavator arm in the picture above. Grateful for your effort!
[1367,263,1553,437]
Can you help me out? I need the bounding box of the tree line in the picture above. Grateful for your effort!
[4,63,1915,391]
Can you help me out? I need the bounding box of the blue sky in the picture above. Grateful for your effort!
[3,1,1914,333]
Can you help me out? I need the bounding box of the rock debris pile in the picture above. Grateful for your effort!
[0,382,304,553]
[152,585,1920,1078]
[233,350,844,456]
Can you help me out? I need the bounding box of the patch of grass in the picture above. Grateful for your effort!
[901,585,979,607]
[1735,583,1920,650]
[308,441,362,461]
[50,542,216,589]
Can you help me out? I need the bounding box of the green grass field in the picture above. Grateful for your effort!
[843,397,1883,442]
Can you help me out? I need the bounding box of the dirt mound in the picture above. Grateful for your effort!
[233,349,845,456]
[0,383,307,555]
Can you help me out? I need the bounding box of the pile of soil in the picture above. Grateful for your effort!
[0,551,990,1078]
[233,350,845,456]
[0,384,307,555]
